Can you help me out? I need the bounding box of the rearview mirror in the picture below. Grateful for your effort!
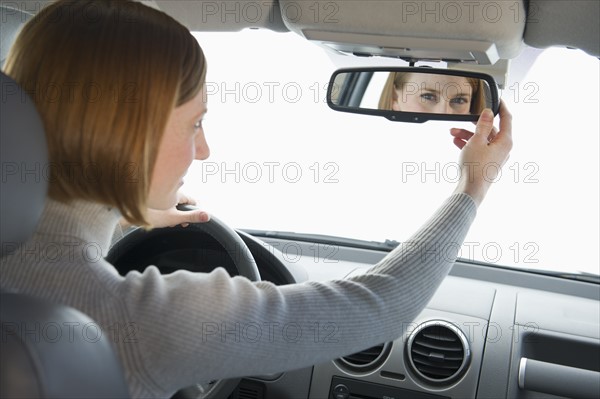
[327,68,499,123]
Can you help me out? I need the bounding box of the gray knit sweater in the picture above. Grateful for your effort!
[0,193,476,398]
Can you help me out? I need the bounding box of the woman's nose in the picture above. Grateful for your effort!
[433,102,447,114]
[195,130,210,160]
[444,101,457,114]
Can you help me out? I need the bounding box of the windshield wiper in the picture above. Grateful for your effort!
[241,229,400,251]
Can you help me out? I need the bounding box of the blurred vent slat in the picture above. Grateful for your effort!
[342,344,385,365]
[233,379,265,399]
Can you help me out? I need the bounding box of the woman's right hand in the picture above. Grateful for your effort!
[450,100,513,207]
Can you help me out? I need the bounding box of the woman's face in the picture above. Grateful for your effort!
[392,73,473,114]
[148,85,209,209]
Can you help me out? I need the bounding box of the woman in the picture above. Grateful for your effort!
[1,1,512,397]
[378,71,488,114]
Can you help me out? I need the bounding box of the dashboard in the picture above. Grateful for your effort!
[109,228,600,399]
[240,236,600,399]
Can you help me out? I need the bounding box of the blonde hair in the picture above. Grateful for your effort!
[4,0,206,226]
[378,72,399,110]
[378,72,487,113]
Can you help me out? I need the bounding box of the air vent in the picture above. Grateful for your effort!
[406,321,470,384]
[336,342,392,373]
[234,379,265,399]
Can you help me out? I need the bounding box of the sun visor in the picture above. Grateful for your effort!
[279,0,526,64]
[153,0,288,32]
[524,0,600,57]
[5,1,289,32]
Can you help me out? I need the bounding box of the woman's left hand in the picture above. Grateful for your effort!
[120,191,210,229]
[147,191,210,228]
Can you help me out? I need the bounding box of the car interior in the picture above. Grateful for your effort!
[1,1,599,399]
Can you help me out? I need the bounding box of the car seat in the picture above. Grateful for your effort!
[0,70,130,398]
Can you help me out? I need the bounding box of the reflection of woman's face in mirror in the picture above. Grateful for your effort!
[392,73,473,114]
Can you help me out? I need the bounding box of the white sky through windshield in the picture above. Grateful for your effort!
[186,30,599,276]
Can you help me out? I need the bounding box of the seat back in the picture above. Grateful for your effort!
[0,70,130,398]
[0,293,131,398]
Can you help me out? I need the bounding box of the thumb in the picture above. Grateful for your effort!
[472,109,495,144]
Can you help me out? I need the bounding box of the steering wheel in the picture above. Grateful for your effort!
[106,206,261,399]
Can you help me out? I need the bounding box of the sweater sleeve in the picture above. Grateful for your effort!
[118,193,476,394]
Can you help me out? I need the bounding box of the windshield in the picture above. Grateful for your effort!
[185,30,599,277]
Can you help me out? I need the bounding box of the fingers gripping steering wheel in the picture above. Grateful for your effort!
[106,206,261,399]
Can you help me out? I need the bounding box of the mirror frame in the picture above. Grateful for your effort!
[326,67,500,123]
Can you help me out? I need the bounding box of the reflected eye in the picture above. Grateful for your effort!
[420,93,438,103]
[450,97,469,105]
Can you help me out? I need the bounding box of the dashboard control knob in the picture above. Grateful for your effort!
[332,383,349,399]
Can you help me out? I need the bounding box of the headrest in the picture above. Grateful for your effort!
[0,72,48,256]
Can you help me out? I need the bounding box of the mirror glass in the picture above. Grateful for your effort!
[327,68,499,123]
